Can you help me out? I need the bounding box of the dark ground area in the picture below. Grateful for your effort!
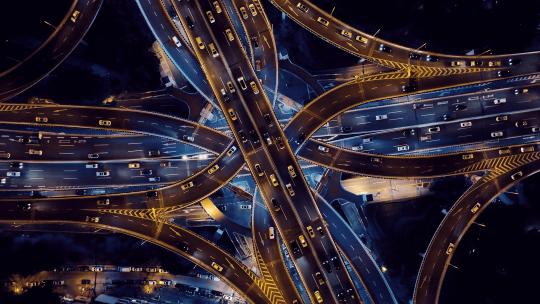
[11,0,162,104]
[268,0,540,70]
[0,0,72,71]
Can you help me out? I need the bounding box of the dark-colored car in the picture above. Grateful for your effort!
[250,36,259,48]
[289,240,302,258]
[409,52,421,60]
[331,256,341,270]
[264,113,272,126]
[425,55,439,62]
[340,126,352,133]
[322,259,332,273]
[10,162,23,169]
[238,130,247,142]
[497,70,510,77]
[507,58,521,66]
[401,83,417,93]
[295,132,306,144]
[185,15,194,28]
[454,103,467,111]
[271,198,280,212]
[378,44,392,53]
[402,129,415,136]
[146,191,158,198]
[249,129,260,143]
[18,202,31,212]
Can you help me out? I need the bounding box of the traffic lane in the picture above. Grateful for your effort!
[186,3,354,302]
[0,208,270,304]
[0,0,103,100]
[299,140,540,178]
[414,156,540,304]
[300,73,540,139]
[136,0,216,104]
[316,193,397,304]
[337,108,540,155]
[231,0,279,99]
[0,132,203,161]
[285,71,491,152]
[252,192,303,304]
[0,142,245,212]
[0,104,229,155]
[0,159,211,189]
[270,0,540,74]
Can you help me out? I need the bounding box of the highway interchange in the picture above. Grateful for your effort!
[1,0,540,303]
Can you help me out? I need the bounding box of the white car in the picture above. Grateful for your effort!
[86,163,99,169]
[6,171,21,177]
[351,145,363,151]
[375,114,388,120]
[491,131,503,138]
[493,98,506,105]
[397,144,409,152]
[460,121,472,128]
[172,36,182,47]
[427,126,440,133]
[226,146,237,156]
[96,171,110,177]
[318,145,330,153]
[511,171,523,180]
[286,183,295,196]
